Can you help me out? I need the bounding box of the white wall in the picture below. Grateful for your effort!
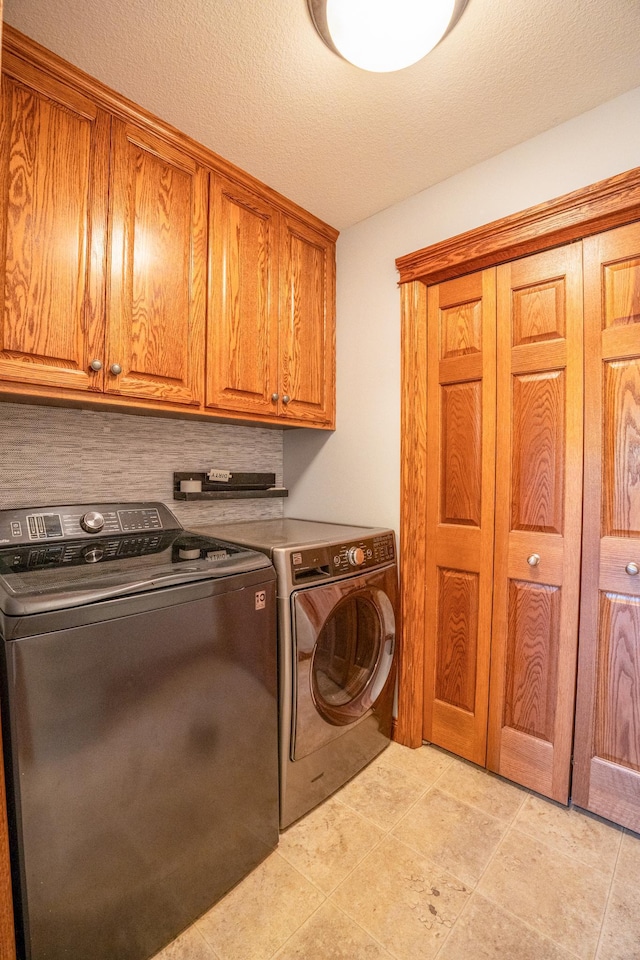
[284,86,640,535]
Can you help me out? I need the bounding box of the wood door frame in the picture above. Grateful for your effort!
[395,165,640,747]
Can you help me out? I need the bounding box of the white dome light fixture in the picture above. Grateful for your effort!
[307,0,469,73]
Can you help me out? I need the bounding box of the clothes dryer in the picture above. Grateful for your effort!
[198,519,398,828]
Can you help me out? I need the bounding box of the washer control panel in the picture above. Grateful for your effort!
[290,532,395,584]
[0,502,179,546]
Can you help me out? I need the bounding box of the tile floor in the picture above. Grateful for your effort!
[152,742,640,960]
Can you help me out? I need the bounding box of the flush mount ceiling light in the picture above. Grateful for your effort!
[308,0,469,73]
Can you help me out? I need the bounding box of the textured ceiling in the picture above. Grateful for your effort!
[4,0,640,229]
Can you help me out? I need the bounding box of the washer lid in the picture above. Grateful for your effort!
[0,530,272,616]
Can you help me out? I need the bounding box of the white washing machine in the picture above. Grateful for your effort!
[199,519,398,828]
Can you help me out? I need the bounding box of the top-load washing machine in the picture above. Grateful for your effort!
[199,518,398,828]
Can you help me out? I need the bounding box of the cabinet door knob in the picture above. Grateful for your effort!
[271,393,279,403]
[89,359,103,371]
[527,553,541,567]
[110,363,123,376]
[282,395,291,405]
[626,562,639,576]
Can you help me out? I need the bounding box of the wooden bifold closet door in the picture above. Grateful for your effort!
[423,270,496,766]
[423,243,584,802]
[487,246,584,802]
[572,221,640,833]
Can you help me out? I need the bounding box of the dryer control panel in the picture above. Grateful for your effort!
[290,532,395,585]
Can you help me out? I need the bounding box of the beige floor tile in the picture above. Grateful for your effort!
[380,741,455,785]
[436,757,528,821]
[479,828,611,959]
[436,893,578,960]
[331,834,470,960]
[278,795,385,894]
[197,851,324,960]
[392,787,508,886]
[596,879,640,960]
[335,751,428,829]
[152,925,220,960]
[273,901,394,960]
[615,830,640,889]
[514,796,623,873]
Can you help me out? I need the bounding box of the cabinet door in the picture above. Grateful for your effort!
[573,222,640,831]
[423,270,496,765]
[206,174,279,416]
[107,120,207,406]
[0,54,109,393]
[279,215,335,425]
[487,246,583,802]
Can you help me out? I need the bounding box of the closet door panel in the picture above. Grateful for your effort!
[440,380,482,526]
[488,244,583,801]
[435,567,479,713]
[503,579,560,742]
[423,270,496,765]
[573,222,640,832]
[511,371,565,534]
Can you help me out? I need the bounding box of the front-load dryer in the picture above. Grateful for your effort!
[198,519,398,828]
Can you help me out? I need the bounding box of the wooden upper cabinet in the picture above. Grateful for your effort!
[207,186,335,426]
[207,173,279,416]
[573,221,640,832]
[423,270,496,765]
[0,52,110,393]
[107,120,207,406]
[487,245,584,803]
[279,215,335,426]
[0,28,337,427]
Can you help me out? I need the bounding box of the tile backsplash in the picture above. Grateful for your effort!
[0,403,284,525]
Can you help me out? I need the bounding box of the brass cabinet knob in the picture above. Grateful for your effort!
[282,395,291,405]
[626,562,639,576]
[271,393,279,403]
[527,553,541,567]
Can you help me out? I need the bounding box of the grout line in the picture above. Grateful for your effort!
[266,896,329,960]
[329,900,397,960]
[278,795,391,898]
[591,826,625,960]
[504,819,623,880]
[192,923,224,960]
[433,778,529,828]
[469,888,584,960]
[471,806,619,960]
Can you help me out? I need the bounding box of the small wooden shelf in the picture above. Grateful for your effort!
[174,488,288,501]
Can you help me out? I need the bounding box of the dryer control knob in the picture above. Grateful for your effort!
[81,511,105,534]
[82,546,104,564]
[347,546,365,566]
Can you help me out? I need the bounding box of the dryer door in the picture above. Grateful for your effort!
[291,565,397,761]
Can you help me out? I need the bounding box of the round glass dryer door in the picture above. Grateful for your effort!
[291,566,397,761]
[312,594,384,724]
